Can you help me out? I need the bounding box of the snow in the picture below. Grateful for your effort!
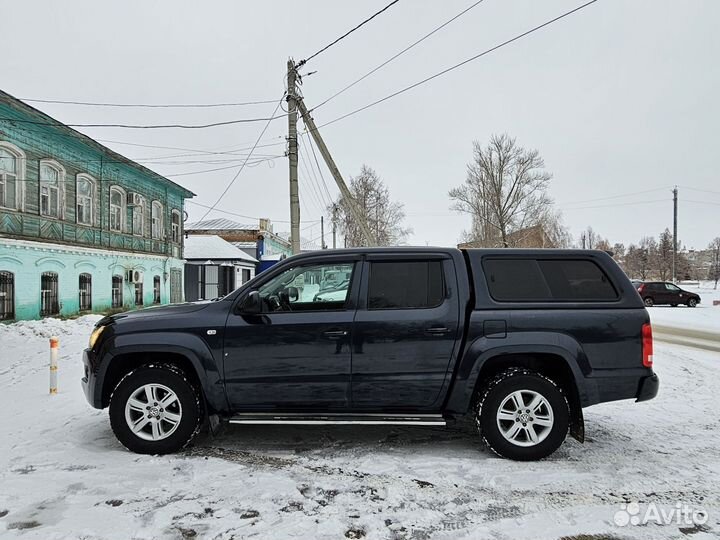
[1,317,720,539]
[648,282,720,335]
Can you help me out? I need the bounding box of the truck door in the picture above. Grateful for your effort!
[222,257,361,410]
[350,256,461,410]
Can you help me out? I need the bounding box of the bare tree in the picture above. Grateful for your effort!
[656,228,673,281]
[334,165,410,247]
[450,134,552,247]
[709,237,720,289]
[625,237,656,280]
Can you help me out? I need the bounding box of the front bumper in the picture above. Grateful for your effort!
[636,373,660,402]
[81,348,103,409]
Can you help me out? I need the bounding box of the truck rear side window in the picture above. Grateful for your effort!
[368,261,445,309]
[483,259,617,302]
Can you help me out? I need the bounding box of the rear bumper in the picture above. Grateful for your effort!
[636,373,660,402]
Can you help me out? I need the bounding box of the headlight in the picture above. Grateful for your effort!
[88,326,105,349]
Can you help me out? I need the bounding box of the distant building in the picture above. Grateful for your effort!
[183,235,257,301]
[0,90,194,321]
[458,225,554,249]
[185,218,292,272]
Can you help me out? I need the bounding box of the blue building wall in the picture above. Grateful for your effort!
[0,90,193,320]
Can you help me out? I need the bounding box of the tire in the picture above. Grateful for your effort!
[643,297,654,307]
[109,364,202,455]
[475,368,570,461]
[687,298,697,307]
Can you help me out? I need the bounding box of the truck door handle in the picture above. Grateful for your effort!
[323,330,348,338]
[425,327,449,335]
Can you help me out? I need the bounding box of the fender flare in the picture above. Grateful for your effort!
[96,332,228,413]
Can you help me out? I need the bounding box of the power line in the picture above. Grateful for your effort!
[557,187,671,206]
[312,0,487,111]
[196,96,286,222]
[0,113,289,130]
[683,199,720,207]
[165,156,281,178]
[19,97,278,108]
[562,199,667,211]
[313,0,599,129]
[186,199,320,225]
[95,136,286,154]
[303,130,335,203]
[298,134,331,209]
[299,0,402,67]
[678,185,720,197]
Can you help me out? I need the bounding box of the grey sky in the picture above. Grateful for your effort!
[2,0,718,249]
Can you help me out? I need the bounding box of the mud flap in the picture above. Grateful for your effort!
[569,405,585,443]
[207,413,224,436]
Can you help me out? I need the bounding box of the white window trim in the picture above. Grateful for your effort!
[151,200,164,239]
[76,173,97,227]
[39,159,66,220]
[0,141,26,212]
[171,209,182,243]
[132,194,147,237]
[109,185,127,233]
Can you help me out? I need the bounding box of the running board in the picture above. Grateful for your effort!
[228,413,447,426]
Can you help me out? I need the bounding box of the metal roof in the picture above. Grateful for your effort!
[184,235,258,263]
[185,218,257,231]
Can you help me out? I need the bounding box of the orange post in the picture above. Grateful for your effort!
[49,336,59,395]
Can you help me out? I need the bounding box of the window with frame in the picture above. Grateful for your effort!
[40,161,64,218]
[0,271,14,321]
[40,272,59,316]
[79,273,92,311]
[76,175,95,226]
[135,282,144,305]
[153,275,161,304]
[0,146,20,210]
[109,186,125,232]
[132,195,146,236]
[483,258,617,302]
[241,268,252,284]
[171,210,181,243]
[151,201,163,239]
[112,275,123,308]
[257,262,355,312]
[367,261,445,310]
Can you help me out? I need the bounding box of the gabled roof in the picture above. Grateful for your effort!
[184,235,258,263]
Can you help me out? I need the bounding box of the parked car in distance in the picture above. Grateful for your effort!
[82,248,659,461]
[635,281,701,307]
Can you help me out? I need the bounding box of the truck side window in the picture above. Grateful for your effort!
[257,262,355,312]
[368,261,445,310]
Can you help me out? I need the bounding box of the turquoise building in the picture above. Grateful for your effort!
[0,90,194,321]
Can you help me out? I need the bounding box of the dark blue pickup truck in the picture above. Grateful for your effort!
[82,248,658,460]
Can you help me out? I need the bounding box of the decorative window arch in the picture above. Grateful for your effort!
[151,200,164,239]
[76,173,97,226]
[109,185,126,232]
[39,159,65,219]
[132,194,147,237]
[171,209,182,243]
[0,141,25,211]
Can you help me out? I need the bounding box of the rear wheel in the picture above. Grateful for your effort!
[475,368,570,460]
[687,298,697,307]
[643,297,654,307]
[109,364,202,454]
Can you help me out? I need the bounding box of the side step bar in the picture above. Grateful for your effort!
[228,413,447,426]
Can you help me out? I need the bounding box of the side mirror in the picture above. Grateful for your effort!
[239,291,262,314]
[286,286,299,302]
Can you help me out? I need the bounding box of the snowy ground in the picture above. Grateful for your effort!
[647,283,720,334]
[1,316,720,539]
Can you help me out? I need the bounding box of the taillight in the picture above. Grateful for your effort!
[637,284,645,293]
[642,323,653,368]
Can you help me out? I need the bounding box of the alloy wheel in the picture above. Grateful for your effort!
[124,383,183,441]
[496,389,554,447]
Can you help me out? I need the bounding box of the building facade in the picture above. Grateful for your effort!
[0,90,194,320]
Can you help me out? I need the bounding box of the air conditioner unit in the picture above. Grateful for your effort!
[127,193,143,207]
[127,270,144,283]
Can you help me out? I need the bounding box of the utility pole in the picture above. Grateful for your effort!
[332,204,337,249]
[672,186,678,282]
[296,99,376,246]
[287,59,301,255]
[320,216,326,249]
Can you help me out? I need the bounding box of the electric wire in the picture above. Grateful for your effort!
[19,97,278,108]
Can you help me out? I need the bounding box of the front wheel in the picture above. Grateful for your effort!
[109,364,202,454]
[687,298,698,307]
[475,368,570,460]
[643,297,654,307]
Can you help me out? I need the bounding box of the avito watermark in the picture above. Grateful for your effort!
[614,501,708,527]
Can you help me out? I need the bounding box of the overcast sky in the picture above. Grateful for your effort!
[2,0,718,249]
